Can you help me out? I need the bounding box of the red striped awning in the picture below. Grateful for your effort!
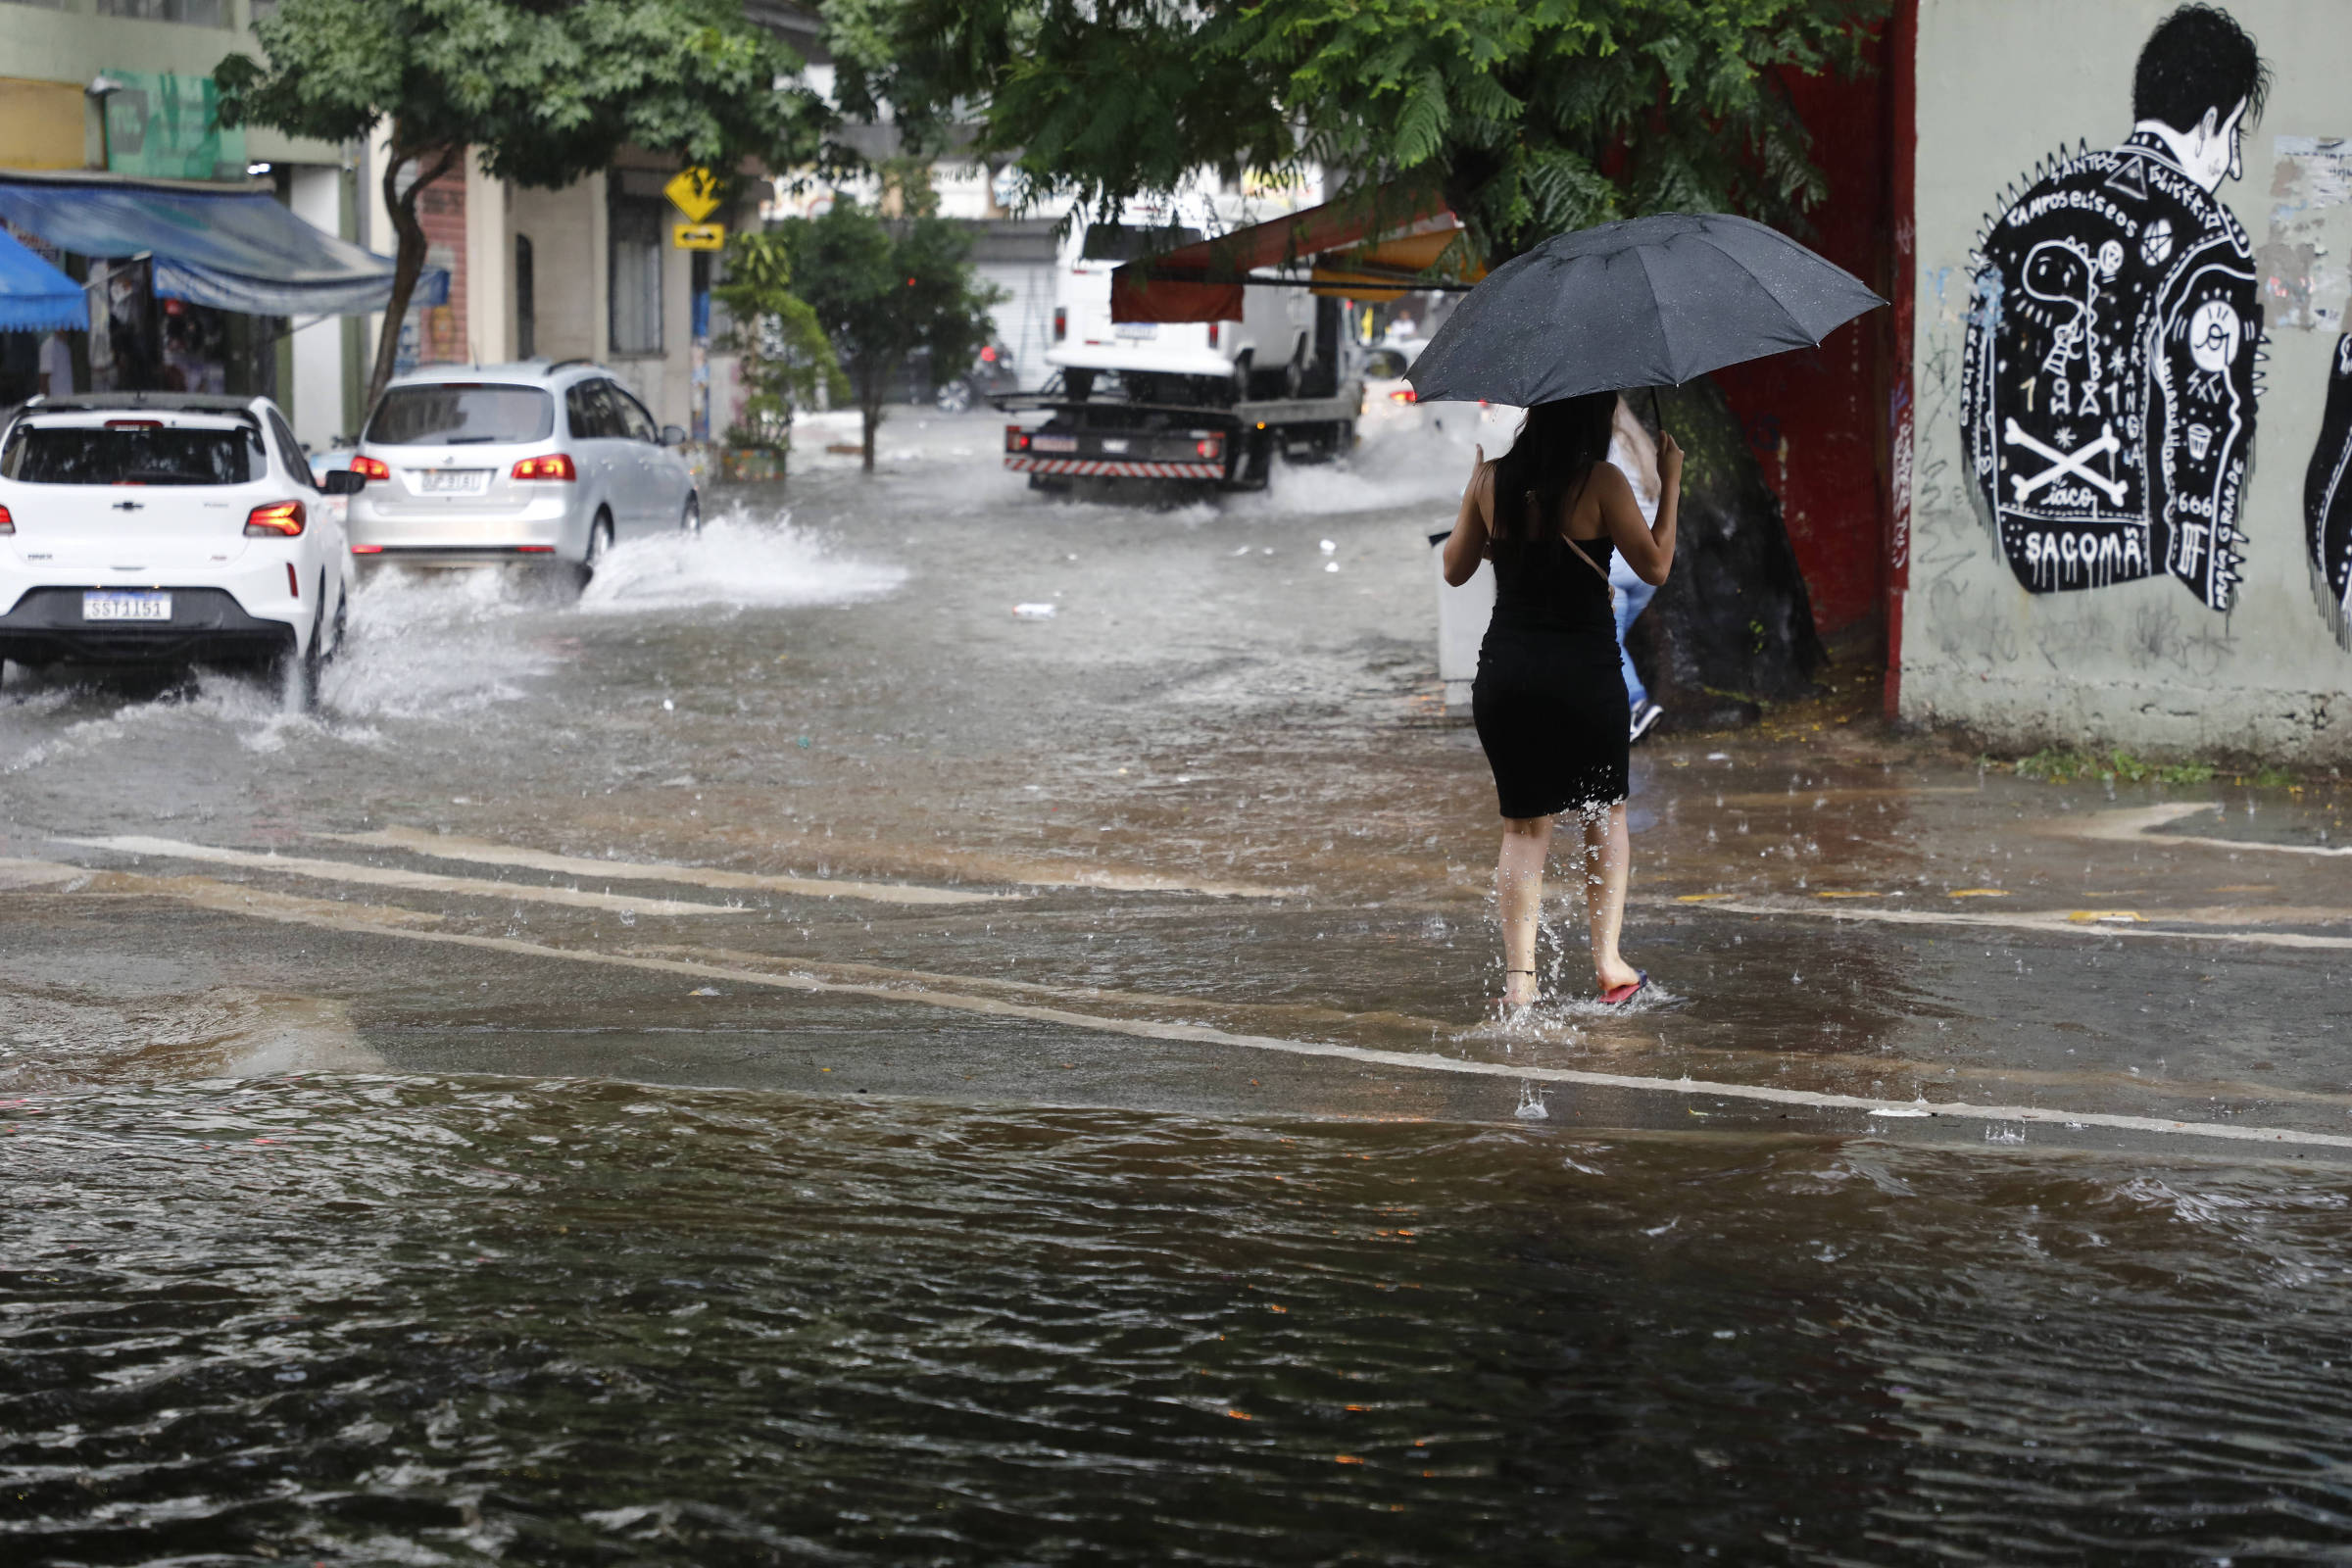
[1109,184,1460,324]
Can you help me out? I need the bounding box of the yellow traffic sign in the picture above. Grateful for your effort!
[672,221,727,252]
[663,168,721,222]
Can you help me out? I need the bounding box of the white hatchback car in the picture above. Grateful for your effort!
[0,392,358,689]
[348,361,697,570]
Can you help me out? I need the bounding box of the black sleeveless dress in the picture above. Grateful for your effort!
[1471,533,1630,817]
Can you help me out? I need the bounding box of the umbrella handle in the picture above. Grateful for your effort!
[1649,386,1664,438]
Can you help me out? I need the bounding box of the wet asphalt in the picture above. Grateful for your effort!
[2,408,2346,1161]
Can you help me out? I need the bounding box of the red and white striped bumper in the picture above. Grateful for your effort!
[1005,455,1225,480]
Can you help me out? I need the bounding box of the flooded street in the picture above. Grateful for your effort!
[6,413,2352,1562]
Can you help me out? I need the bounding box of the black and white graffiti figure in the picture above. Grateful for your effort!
[2304,334,2352,646]
[1961,4,2270,612]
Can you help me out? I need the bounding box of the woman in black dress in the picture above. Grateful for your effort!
[1441,393,1682,1008]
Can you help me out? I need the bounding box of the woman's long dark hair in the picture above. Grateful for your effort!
[1489,391,1617,541]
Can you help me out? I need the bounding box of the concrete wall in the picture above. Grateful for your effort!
[1902,0,2352,760]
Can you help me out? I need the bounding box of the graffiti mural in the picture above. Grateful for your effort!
[1960,4,2269,612]
[2306,334,2352,645]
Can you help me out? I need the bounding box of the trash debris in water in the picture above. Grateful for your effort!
[662,698,674,711]
[1319,539,1337,554]
[1324,562,1341,573]
[1013,603,1057,619]
[689,986,723,997]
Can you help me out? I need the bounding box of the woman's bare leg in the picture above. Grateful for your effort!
[1495,814,1553,1006]
[1579,803,1641,992]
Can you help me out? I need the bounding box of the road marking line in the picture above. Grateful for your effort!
[318,827,1012,907]
[55,836,752,919]
[2068,802,2352,858]
[38,864,2352,1157]
[1679,896,2352,952]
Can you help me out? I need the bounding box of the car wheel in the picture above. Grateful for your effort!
[324,574,350,662]
[680,493,701,536]
[934,379,973,414]
[585,511,614,569]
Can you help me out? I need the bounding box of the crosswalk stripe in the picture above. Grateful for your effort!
[318,827,1010,906]
[54,836,752,918]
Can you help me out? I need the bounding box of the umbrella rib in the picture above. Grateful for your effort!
[1630,244,1685,385]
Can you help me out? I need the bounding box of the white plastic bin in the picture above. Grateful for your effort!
[1430,529,1494,711]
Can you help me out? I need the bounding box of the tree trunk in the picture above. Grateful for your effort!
[859,374,883,473]
[1621,378,1827,730]
[366,134,462,414]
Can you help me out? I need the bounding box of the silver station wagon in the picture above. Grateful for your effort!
[348,361,698,571]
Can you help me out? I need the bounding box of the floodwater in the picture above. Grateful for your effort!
[5,410,2350,1561]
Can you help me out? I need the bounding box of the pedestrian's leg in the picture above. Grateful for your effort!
[1495,814,1553,1006]
[1610,561,1653,710]
[1578,803,1640,992]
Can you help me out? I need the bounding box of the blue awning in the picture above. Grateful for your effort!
[0,172,445,317]
[0,225,84,333]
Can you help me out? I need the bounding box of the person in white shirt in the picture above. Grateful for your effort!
[1605,397,1666,742]
[37,332,74,398]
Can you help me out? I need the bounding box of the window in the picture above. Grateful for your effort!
[267,411,317,488]
[609,197,664,356]
[611,386,657,443]
[367,385,555,445]
[94,0,226,24]
[515,235,535,360]
[1079,223,1204,262]
[2,422,259,485]
[564,381,618,440]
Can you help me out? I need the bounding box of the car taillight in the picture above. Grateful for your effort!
[1054,307,1066,342]
[979,345,997,364]
[1005,425,1031,453]
[353,544,384,554]
[245,500,306,537]
[1390,387,1418,404]
[352,455,389,479]
[104,418,162,430]
[0,505,12,536]
[1195,436,1223,459]
[1207,322,1220,349]
[287,563,300,597]
[512,454,576,481]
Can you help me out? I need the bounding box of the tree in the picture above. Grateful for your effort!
[823,0,1883,265]
[216,0,835,407]
[710,229,846,455]
[780,193,1004,472]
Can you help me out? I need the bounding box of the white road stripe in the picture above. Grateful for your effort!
[1681,896,2352,952]
[41,863,2352,1158]
[318,828,1010,906]
[55,836,751,918]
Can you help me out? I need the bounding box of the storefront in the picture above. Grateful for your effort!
[0,169,440,425]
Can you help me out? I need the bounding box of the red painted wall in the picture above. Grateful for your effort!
[1708,44,1897,639]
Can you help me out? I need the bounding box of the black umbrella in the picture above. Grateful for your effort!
[1404,213,1884,409]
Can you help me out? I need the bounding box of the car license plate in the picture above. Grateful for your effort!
[1114,322,1158,339]
[420,469,491,494]
[1031,434,1078,453]
[83,591,170,621]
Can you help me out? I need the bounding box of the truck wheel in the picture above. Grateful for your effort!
[1229,352,1252,404]
[1283,340,1307,399]
[1064,368,1096,402]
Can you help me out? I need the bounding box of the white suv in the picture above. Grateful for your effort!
[349,361,698,570]
[0,392,357,689]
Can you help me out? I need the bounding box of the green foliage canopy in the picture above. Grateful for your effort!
[826,0,1883,263]
[780,195,1004,469]
[216,0,837,401]
[710,229,845,451]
